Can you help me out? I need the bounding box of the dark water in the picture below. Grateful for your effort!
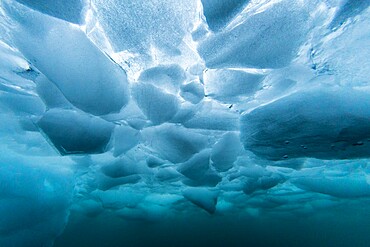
[55,206,370,247]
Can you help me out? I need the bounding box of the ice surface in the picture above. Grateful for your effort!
[132,83,180,125]
[91,0,198,55]
[113,125,140,156]
[183,101,240,131]
[0,0,370,246]
[141,124,208,163]
[201,0,250,32]
[329,0,370,29]
[177,148,222,187]
[15,0,87,24]
[183,188,219,214]
[240,89,370,160]
[198,0,310,69]
[139,64,186,94]
[292,175,370,198]
[204,69,264,103]
[180,80,205,104]
[6,4,129,115]
[211,132,241,172]
[38,109,114,155]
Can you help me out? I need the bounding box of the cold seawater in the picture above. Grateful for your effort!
[55,207,370,247]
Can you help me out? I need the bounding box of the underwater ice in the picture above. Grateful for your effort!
[0,0,369,246]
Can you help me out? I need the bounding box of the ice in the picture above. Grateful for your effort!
[310,6,370,88]
[203,69,264,103]
[38,109,114,155]
[178,149,222,187]
[240,88,370,160]
[146,155,165,168]
[329,0,370,29]
[183,188,219,214]
[0,91,45,116]
[7,5,129,115]
[0,0,370,244]
[201,0,250,32]
[132,83,180,125]
[198,0,310,69]
[180,80,205,104]
[211,132,241,172]
[96,174,141,191]
[155,167,182,182]
[141,124,208,163]
[177,149,212,181]
[0,154,73,247]
[91,0,198,55]
[228,165,284,194]
[94,188,145,209]
[183,101,240,131]
[113,125,140,156]
[138,64,186,94]
[293,175,370,198]
[35,75,73,109]
[100,157,150,178]
[15,0,87,24]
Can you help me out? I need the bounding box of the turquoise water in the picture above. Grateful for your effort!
[55,206,370,247]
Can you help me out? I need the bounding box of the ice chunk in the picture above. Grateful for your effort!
[138,64,186,94]
[94,188,145,209]
[141,124,208,163]
[9,9,129,115]
[311,6,370,88]
[113,125,140,156]
[201,0,250,32]
[227,165,284,194]
[0,91,45,116]
[170,102,199,124]
[107,100,148,130]
[155,167,182,182]
[100,157,150,178]
[132,83,179,125]
[177,149,211,181]
[183,188,218,214]
[15,0,87,24]
[230,165,267,180]
[180,80,205,104]
[292,176,370,198]
[35,75,72,109]
[146,155,165,168]
[95,174,141,191]
[91,0,198,55]
[183,101,240,131]
[329,0,370,29]
[241,89,370,160]
[198,1,309,68]
[211,132,241,172]
[204,69,264,103]
[37,109,114,155]
[178,149,222,187]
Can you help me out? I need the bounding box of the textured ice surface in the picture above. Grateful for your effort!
[198,0,310,68]
[15,0,87,24]
[0,0,369,246]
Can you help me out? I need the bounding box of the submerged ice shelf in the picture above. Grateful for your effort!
[0,0,369,246]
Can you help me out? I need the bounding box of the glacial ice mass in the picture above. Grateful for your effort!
[0,0,369,246]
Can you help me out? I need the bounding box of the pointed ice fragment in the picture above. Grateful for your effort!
[183,188,218,214]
